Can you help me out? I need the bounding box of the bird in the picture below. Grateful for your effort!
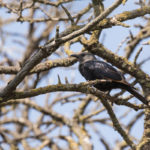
[71,52,148,105]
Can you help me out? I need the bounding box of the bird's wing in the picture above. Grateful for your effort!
[83,60,123,81]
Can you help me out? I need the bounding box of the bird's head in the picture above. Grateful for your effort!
[70,52,96,63]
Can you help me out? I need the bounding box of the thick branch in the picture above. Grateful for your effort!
[0,0,122,99]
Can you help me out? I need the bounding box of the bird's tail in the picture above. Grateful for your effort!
[119,83,148,105]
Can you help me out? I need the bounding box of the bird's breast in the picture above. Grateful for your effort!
[79,63,95,80]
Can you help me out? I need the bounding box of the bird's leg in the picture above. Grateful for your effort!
[105,91,110,95]
[88,86,97,93]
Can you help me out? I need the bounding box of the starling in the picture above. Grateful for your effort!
[71,52,148,105]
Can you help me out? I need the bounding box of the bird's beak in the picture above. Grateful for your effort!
[70,54,79,58]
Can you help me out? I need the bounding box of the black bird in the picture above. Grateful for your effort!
[71,52,148,105]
